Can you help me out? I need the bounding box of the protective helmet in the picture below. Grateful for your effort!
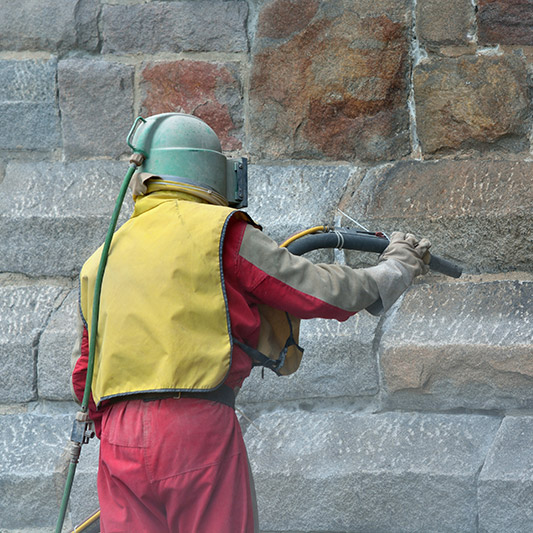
[127,113,247,208]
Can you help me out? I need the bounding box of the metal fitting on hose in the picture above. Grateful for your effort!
[130,152,145,167]
[70,441,82,464]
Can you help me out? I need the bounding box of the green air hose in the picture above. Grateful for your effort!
[55,158,142,533]
[81,162,139,410]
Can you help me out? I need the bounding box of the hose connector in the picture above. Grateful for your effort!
[130,152,145,167]
[70,411,95,448]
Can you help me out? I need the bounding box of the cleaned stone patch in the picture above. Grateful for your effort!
[101,1,248,54]
[0,413,74,529]
[140,60,243,151]
[379,281,533,410]
[0,409,99,530]
[38,289,79,401]
[68,433,100,527]
[339,159,533,273]
[238,313,380,405]
[245,410,500,532]
[58,59,134,159]
[246,163,354,245]
[477,0,533,45]
[0,58,57,102]
[0,161,134,277]
[0,285,66,403]
[414,54,528,155]
[0,58,60,152]
[479,416,533,533]
[249,0,411,161]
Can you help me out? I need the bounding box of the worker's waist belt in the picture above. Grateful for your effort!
[108,384,235,409]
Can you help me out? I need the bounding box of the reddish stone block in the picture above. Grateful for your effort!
[257,0,319,39]
[250,2,411,161]
[141,61,243,151]
[414,55,528,154]
[416,0,475,48]
[478,0,533,45]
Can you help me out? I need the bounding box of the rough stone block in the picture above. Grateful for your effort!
[379,281,533,411]
[68,434,100,527]
[0,58,57,102]
[414,54,529,155]
[478,0,533,45]
[0,284,66,403]
[0,412,95,530]
[245,410,500,532]
[75,0,101,52]
[38,289,79,401]
[246,164,354,246]
[339,160,533,273]
[416,0,474,48]
[0,0,99,53]
[249,0,411,161]
[0,59,60,151]
[0,410,99,531]
[479,416,533,533]
[58,59,134,159]
[238,313,380,406]
[101,1,248,54]
[140,60,243,151]
[0,161,134,277]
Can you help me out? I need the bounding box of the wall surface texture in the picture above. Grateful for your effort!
[0,1,532,532]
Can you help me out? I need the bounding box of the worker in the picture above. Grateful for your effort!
[72,113,430,533]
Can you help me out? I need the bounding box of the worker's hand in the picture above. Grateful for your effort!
[364,232,431,316]
[379,232,431,279]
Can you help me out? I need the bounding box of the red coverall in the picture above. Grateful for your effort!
[72,216,373,533]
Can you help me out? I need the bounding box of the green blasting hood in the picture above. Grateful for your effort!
[127,113,247,208]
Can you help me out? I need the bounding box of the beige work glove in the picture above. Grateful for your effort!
[365,232,431,316]
[380,232,431,277]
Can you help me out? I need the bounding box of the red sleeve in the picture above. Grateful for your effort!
[226,220,354,322]
[241,264,353,321]
[72,324,103,437]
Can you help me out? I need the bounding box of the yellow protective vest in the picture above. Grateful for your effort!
[80,191,251,406]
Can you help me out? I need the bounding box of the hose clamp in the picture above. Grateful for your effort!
[334,230,345,250]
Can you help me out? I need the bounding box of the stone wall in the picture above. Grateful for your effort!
[0,1,532,532]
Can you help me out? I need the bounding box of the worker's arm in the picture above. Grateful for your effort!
[70,311,86,405]
[233,224,429,319]
[71,312,103,436]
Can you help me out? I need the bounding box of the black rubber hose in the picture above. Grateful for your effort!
[286,232,463,278]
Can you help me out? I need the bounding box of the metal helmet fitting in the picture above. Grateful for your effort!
[127,113,248,208]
